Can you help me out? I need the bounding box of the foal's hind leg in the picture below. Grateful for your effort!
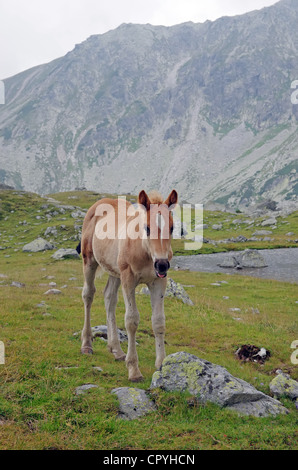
[81,256,98,355]
[104,275,126,361]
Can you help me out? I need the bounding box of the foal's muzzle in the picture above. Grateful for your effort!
[154,259,170,278]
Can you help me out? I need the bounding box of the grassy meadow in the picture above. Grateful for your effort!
[0,189,297,450]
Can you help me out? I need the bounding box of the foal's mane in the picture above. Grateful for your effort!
[148,190,164,204]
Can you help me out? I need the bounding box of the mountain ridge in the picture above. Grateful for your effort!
[0,0,298,210]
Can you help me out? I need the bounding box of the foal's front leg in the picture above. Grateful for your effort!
[81,257,98,355]
[121,268,143,382]
[147,277,167,370]
[104,275,126,361]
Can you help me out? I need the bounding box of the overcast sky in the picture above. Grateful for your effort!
[0,0,278,79]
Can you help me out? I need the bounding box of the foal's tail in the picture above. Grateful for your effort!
[76,241,81,254]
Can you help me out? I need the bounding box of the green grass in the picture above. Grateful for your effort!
[0,189,298,450]
[172,208,298,255]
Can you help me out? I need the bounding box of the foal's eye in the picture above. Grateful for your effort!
[145,225,150,237]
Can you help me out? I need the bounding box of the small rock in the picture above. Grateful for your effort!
[91,325,128,342]
[75,384,98,396]
[11,281,25,288]
[44,289,62,295]
[36,302,48,308]
[141,278,193,305]
[212,224,223,230]
[229,235,248,243]
[56,366,79,370]
[253,230,273,236]
[261,218,277,227]
[71,210,86,219]
[111,387,156,420]
[270,372,298,400]
[251,307,260,314]
[51,248,80,260]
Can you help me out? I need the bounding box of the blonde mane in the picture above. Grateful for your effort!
[148,190,164,204]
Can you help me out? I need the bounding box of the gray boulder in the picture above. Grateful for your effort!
[111,387,156,420]
[218,249,267,269]
[218,256,238,268]
[51,248,80,260]
[150,352,288,417]
[240,249,268,268]
[23,238,54,252]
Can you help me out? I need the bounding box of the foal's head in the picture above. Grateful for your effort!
[138,189,178,278]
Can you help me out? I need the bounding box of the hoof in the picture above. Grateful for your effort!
[110,349,126,361]
[115,353,126,361]
[129,375,144,383]
[81,347,93,355]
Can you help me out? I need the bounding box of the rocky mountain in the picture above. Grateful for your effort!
[0,0,298,209]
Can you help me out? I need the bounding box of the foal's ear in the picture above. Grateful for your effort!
[138,190,151,211]
[164,189,178,209]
